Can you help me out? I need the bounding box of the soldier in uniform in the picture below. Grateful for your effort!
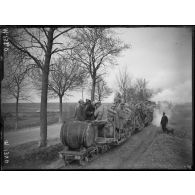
[116,101,126,140]
[94,101,106,120]
[74,99,85,121]
[84,99,95,120]
[160,112,168,133]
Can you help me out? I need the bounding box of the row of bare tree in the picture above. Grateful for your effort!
[3,27,128,147]
[116,67,153,104]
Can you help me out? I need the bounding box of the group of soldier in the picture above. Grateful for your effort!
[74,99,106,121]
[74,96,129,140]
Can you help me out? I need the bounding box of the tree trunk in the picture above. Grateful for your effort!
[59,96,63,123]
[15,97,19,130]
[40,69,49,147]
[82,88,84,100]
[91,77,96,101]
[39,29,54,147]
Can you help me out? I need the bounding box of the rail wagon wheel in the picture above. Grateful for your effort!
[84,156,89,162]
[107,145,111,150]
[102,145,106,153]
[100,145,106,153]
[99,146,104,154]
[90,150,97,160]
[95,147,99,155]
[63,157,69,167]
[103,145,108,152]
[79,159,85,166]
[90,152,95,159]
[96,146,100,154]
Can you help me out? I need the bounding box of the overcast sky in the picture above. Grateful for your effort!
[25,27,192,104]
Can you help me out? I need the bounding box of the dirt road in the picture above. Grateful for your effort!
[48,122,191,170]
[85,126,158,169]
[45,125,161,169]
[4,123,61,147]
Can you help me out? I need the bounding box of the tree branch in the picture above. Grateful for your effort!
[53,28,74,40]
[9,39,43,70]
[24,28,47,52]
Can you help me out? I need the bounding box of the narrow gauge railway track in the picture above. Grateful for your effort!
[59,125,145,167]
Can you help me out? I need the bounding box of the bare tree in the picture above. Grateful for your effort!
[2,48,30,129]
[9,27,74,147]
[94,77,112,101]
[70,28,129,101]
[115,68,153,103]
[31,57,86,123]
[116,66,132,102]
[49,58,86,122]
[134,78,153,101]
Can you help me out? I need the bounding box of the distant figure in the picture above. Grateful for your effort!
[74,99,85,121]
[160,112,168,133]
[84,99,95,120]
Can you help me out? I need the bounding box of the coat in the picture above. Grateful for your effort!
[85,103,95,120]
[74,104,85,121]
[160,115,168,127]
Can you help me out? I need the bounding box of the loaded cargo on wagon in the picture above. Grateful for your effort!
[59,97,156,166]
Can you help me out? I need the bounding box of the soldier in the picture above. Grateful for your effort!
[74,99,85,121]
[84,99,95,120]
[94,101,106,120]
[160,112,168,133]
[116,101,126,139]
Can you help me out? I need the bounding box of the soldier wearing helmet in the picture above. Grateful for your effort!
[84,99,95,120]
[94,101,107,120]
[74,99,85,121]
[115,100,126,139]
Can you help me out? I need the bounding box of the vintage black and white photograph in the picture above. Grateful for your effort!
[0,26,193,170]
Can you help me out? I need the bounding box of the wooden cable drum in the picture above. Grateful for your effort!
[60,121,96,149]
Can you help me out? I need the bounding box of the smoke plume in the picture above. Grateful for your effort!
[152,102,174,127]
[150,80,191,127]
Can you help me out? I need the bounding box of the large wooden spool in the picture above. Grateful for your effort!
[60,121,97,149]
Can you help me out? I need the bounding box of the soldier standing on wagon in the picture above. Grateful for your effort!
[116,101,126,140]
[74,99,85,121]
[94,101,106,120]
[84,99,95,120]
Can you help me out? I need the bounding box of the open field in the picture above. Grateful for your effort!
[2,103,76,131]
[2,102,192,170]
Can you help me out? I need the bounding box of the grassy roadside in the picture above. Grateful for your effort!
[3,138,63,170]
[132,132,192,169]
[132,103,192,169]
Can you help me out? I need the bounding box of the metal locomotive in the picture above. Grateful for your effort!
[59,100,155,166]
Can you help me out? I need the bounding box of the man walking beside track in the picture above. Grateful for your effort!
[160,112,168,133]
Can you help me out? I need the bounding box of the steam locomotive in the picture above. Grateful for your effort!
[59,100,155,166]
